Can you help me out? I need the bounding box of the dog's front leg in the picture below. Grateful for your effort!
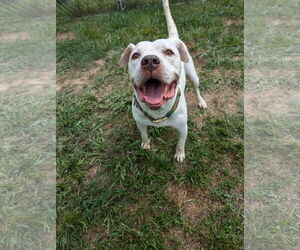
[136,122,151,149]
[174,124,187,163]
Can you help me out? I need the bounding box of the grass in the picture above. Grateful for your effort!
[57,0,244,248]
[0,94,56,249]
[0,0,55,249]
[0,0,55,76]
[244,0,300,248]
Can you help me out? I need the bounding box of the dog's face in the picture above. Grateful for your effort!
[119,38,189,109]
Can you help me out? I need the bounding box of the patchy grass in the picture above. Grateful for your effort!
[57,0,244,249]
[0,93,56,249]
[0,0,55,248]
[244,1,300,248]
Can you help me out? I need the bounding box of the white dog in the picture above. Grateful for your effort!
[119,0,207,162]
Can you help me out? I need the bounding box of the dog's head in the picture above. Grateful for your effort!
[119,38,189,109]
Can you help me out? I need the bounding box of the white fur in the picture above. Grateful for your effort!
[119,0,207,163]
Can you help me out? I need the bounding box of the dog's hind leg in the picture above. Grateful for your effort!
[185,54,207,109]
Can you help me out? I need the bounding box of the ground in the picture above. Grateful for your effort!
[244,1,300,248]
[56,0,244,249]
[0,1,55,249]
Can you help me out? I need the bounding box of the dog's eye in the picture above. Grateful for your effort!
[164,49,174,56]
[131,53,140,60]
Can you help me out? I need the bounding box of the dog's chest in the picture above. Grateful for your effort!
[132,94,187,128]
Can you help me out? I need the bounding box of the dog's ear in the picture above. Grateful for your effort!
[119,43,135,67]
[175,40,189,63]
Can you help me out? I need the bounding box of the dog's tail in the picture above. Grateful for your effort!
[162,0,179,39]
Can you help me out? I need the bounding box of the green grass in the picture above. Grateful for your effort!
[0,94,56,249]
[0,0,55,76]
[57,0,244,248]
[0,1,55,249]
[244,99,300,249]
[244,0,300,248]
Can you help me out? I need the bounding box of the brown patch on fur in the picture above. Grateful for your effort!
[57,31,75,42]
[56,59,106,92]
[0,31,30,42]
[165,182,221,226]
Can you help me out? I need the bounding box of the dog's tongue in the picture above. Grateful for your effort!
[144,80,165,105]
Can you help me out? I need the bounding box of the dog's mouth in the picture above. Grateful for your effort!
[135,78,177,109]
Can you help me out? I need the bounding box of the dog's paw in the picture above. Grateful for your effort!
[198,100,207,109]
[141,141,151,150]
[174,152,185,163]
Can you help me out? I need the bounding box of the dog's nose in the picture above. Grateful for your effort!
[141,55,160,71]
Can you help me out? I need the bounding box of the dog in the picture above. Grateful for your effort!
[119,0,207,162]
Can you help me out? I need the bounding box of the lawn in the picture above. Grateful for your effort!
[0,0,55,249]
[56,0,244,248]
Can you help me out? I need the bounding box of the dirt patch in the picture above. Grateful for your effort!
[194,59,204,72]
[209,68,241,78]
[85,166,98,181]
[127,204,139,215]
[83,225,108,244]
[265,18,300,26]
[56,59,106,92]
[105,48,124,59]
[84,166,106,185]
[101,83,115,99]
[280,182,300,206]
[165,182,221,226]
[245,151,300,216]
[102,122,115,137]
[165,228,203,250]
[0,70,55,94]
[282,55,300,61]
[234,55,244,60]
[223,18,243,26]
[246,69,297,79]
[57,31,75,42]
[245,86,300,118]
[186,87,243,127]
[0,31,30,42]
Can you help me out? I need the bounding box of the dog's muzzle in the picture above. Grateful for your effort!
[135,78,177,109]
